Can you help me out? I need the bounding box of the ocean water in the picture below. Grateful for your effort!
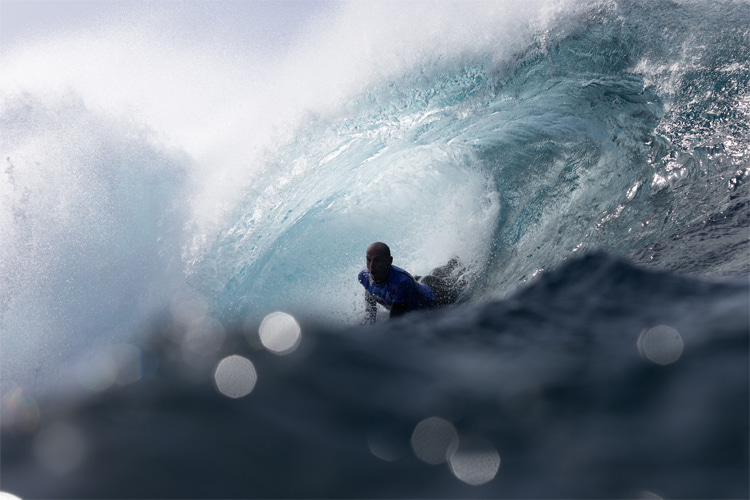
[1,0,748,498]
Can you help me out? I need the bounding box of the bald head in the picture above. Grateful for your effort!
[366,242,393,283]
[366,242,390,257]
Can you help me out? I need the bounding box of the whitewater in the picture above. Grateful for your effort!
[1,0,748,498]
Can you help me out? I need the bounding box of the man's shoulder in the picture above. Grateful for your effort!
[389,266,414,283]
[387,266,417,292]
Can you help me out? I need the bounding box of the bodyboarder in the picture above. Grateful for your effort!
[358,242,466,323]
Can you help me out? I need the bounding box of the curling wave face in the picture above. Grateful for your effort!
[202,0,750,324]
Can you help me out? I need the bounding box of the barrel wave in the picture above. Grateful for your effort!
[202,0,750,323]
[1,0,748,498]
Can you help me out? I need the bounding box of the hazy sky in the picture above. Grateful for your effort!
[0,0,340,52]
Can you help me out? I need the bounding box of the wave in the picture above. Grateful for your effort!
[201,0,750,322]
[1,0,748,389]
[1,2,748,496]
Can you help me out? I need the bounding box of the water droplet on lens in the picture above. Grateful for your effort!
[410,416,458,465]
[447,434,500,486]
[111,343,144,385]
[637,325,684,365]
[33,422,87,475]
[1,387,41,434]
[214,355,257,398]
[171,294,209,327]
[183,316,225,359]
[75,343,148,392]
[367,427,405,462]
[258,312,301,355]
[76,352,118,392]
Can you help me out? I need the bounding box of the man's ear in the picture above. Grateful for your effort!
[388,256,393,265]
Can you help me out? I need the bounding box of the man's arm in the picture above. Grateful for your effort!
[363,292,377,324]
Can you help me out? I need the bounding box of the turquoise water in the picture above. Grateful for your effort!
[205,0,750,321]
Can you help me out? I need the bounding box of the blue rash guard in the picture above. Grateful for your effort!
[358,265,436,312]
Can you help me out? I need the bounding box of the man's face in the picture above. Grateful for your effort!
[366,247,392,283]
